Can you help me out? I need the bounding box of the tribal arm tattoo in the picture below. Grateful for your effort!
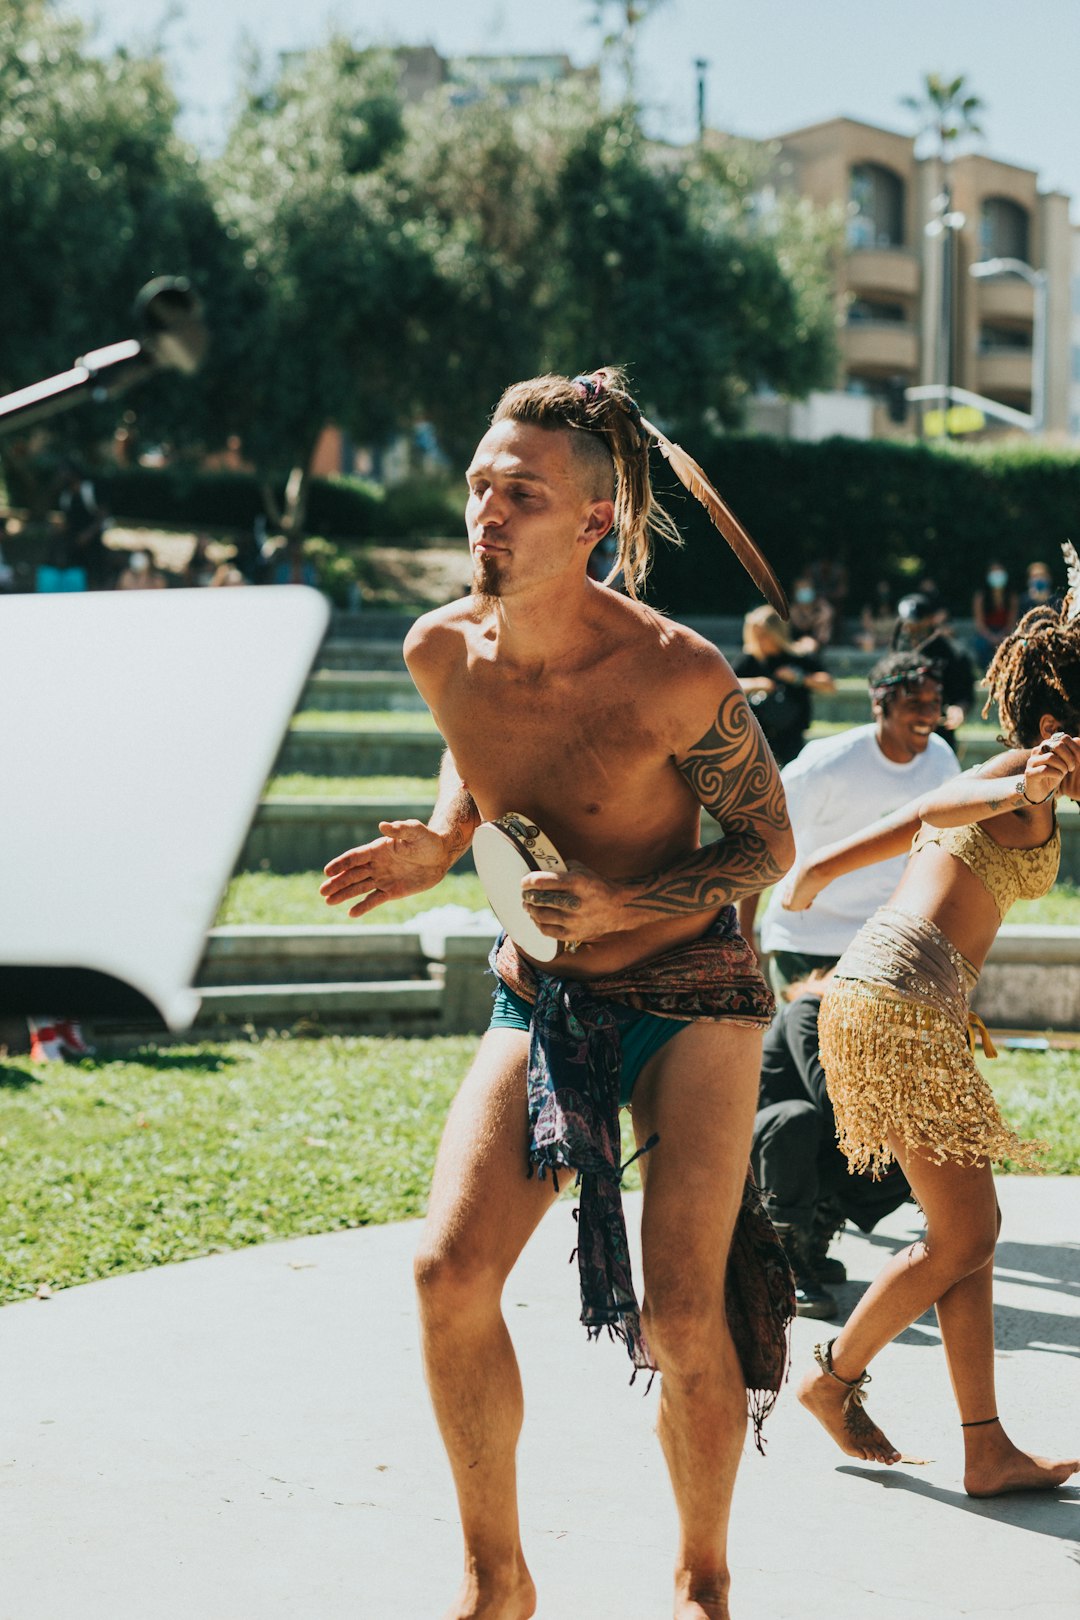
[623,689,794,916]
[428,749,482,867]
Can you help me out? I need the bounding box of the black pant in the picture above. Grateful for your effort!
[752,995,910,1234]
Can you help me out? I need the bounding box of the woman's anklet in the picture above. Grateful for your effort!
[960,1415,1000,1429]
[813,1339,871,1414]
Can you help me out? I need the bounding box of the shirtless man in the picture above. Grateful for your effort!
[321,368,794,1620]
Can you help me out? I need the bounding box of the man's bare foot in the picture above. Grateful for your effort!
[440,1563,536,1620]
[673,1567,730,1619]
[797,1361,901,1465]
[964,1428,1079,1497]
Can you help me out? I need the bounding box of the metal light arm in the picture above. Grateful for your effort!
[0,278,206,437]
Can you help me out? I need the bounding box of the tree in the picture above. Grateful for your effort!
[394,86,838,459]
[211,40,444,533]
[584,2,671,101]
[901,73,985,165]
[0,0,245,506]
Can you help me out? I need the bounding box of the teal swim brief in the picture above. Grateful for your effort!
[490,977,687,1106]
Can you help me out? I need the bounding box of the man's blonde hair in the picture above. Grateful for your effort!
[491,366,682,597]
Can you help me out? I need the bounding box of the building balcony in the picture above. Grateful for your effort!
[975,277,1035,324]
[846,247,920,298]
[841,321,918,373]
[976,350,1033,398]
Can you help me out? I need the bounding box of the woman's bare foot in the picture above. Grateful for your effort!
[797,1360,901,1465]
[441,1563,537,1620]
[964,1426,1080,1497]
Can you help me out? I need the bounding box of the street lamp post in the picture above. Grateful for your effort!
[969,256,1048,433]
[924,191,966,436]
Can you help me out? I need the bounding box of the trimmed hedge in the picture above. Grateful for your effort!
[96,468,385,538]
[94,467,462,543]
[80,439,1080,618]
[645,437,1080,619]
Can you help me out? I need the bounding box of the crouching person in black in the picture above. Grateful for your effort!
[753,979,911,1318]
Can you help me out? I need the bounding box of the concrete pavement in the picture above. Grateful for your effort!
[1,1178,1077,1619]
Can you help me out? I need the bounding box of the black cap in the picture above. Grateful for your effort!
[897,592,940,623]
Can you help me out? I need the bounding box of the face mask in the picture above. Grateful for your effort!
[130,553,149,573]
[987,570,1007,589]
[794,586,815,605]
[1029,578,1050,594]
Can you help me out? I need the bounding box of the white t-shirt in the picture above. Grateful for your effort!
[760,724,960,957]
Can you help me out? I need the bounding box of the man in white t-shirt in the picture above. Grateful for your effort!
[738,650,959,1316]
[741,650,960,996]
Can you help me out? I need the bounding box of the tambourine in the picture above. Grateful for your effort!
[472,812,575,963]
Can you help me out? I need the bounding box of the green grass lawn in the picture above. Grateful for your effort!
[264,773,435,800]
[0,1035,1074,1305]
[218,869,1080,930]
[217,870,489,927]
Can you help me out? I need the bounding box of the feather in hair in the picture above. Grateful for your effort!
[1062,540,1080,622]
[639,416,788,617]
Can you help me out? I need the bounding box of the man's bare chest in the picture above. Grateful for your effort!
[436,675,674,820]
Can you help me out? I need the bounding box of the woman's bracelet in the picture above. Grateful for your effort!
[1016,776,1051,806]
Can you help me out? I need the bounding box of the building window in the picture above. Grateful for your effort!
[979,197,1030,263]
[848,164,905,250]
[848,298,906,324]
[979,324,1032,353]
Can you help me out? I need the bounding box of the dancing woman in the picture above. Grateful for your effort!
[781,585,1080,1496]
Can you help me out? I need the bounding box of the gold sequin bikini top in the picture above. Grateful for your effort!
[911,817,1060,920]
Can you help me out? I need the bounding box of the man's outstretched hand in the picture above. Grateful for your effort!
[320,820,450,919]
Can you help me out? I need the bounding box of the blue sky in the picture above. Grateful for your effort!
[73,0,1080,208]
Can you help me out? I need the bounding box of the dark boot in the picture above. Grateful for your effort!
[810,1201,848,1284]
[772,1222,838,1320]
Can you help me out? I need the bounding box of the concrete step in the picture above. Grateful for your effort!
[300,670,426,711]
[274,722,998,781]
[299,672,896,724]
[183,922,1080,1036]
[277,729,443,777]
[195,977,444,1033]
[196,923,434,985]
[243,797,434,872]
[316,638,407,672]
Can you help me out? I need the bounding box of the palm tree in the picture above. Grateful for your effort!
[584,1,671,101]
[901,75,985,434]
[901,73,985,165]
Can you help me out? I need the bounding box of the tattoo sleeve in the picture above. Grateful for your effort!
[624,689,792,916]
[428,750,481,866]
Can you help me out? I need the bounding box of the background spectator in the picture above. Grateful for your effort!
[857,579,896,653]
[892,591,974,752]
[55,464,114,590]
[734,605,836,767]
[271,538,318,587]
[971,559,1019,668]
[787,572,834,651]
[743,647,958,997]
[1018,560,1060,617]
[117,551,166,590]
[752,982,912,1317]
[210,564,246,587]
[180,533,217,588]
[806,556,849,620]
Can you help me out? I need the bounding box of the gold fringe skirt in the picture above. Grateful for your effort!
[817,908,1044,1178]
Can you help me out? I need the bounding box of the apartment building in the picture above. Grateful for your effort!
[768,116,1072,438]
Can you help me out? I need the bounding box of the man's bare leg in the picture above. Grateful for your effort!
[414,1030,559,1620]
[630,1022,763,1620]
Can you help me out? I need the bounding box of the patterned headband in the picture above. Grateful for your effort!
[870,664,941,696]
